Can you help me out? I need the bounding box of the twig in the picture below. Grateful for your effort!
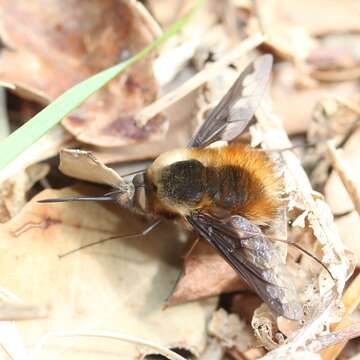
[326,140,360,215]
[310,322,360,352]
[0,301,47,321]
[319,273,360,360]
[31,331,187,360]
[135,33,264,127]
[0,88,9,140]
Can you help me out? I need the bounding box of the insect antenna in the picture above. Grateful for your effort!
[271,237,335,281]
[58,219,162,258]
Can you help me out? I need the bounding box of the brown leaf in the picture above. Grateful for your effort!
[0,0,164,147]
[257,0,360,37]
[0,163,49,223]
[307,34,360,82]
[89,91,197,164]
[271,63,358,135]
[335,211,360,262]
[0,186,216,358]
[168,240,248,305]
[325,128,360,215]
[256,0,316,61]
[230,293,263,324]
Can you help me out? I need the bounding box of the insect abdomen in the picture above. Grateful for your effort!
[191,144,284,224]
[145,144,284,223]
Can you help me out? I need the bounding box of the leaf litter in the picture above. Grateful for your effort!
[0,0,164,147]
[1,0,360,359]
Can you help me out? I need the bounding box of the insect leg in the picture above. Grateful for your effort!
[269,236,335,281]
[58,218,162,258]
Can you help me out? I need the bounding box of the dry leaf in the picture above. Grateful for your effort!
[308,97,360,143]
[271,63,358,135]
[307,34,360,82]
[256,0,360,37]
[230,293,263,324]
[256,0,316,61]
[0,187,216,359]
[87,89,197,164]
[198,337,224,360]
[209,308,256,352]
[0,0,164,147]
[335,212,360,262]
[0,163,49,223]
[59,149,124,188]
[168,241,247,306]
[252,98,353,353]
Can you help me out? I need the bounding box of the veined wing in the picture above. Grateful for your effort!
[187,211,303,320]
[188,55,273,148]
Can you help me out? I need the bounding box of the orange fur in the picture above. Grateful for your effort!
[146,144,284,225]
[189,144,284,224]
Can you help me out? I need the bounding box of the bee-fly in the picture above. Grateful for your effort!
[40,55,332,321]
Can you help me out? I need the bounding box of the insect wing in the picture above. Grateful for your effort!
[188,54,273,148]
[187,212,303,320]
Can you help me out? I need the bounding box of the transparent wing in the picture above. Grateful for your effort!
[188,54,273,148]
[187,211,303,320]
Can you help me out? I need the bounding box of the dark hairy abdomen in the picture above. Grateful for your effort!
[206,165,263,213]
[147,159,266,217]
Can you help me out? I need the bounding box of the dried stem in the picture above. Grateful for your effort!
[32,331,187,360]
[311,322,360,352]
[326,140,360,215]
[0,301,47,321]
[135,33,264,127]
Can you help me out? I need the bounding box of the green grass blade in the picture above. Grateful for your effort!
[0,0,204,171]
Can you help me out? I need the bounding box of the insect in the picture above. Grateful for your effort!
[41,55,329,321]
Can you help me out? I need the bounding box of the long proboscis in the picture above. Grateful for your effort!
[38,195,116,203]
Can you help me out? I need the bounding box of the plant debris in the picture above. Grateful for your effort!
[0,1,359,359]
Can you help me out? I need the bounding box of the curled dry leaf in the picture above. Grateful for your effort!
[0,187,216,359]
[308,97,360,142]
[0,0,164,147]
[59,149,124,188]
[168,241,247,305]
[0,163,49,223]
[252,98,353,352]
[304,96,360,191]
